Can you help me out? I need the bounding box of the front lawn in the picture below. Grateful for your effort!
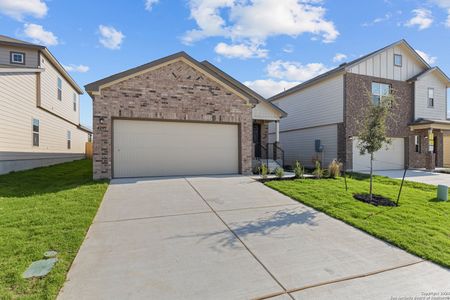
[266,174,450,268]
[0,159,108,299]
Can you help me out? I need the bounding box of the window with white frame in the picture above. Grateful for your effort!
[67,130,71,149]
[10,51,25,64]
[57,77,62,100]
[73,93,77,111]
[428,88,434,108]
[394,54,402,67]
[414,135,421,153]
[32,119,39,146]
[371,82,391,105]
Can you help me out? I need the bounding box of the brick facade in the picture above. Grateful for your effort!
[92,60,257,179]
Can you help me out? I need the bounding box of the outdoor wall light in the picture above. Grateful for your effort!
[99,117,105,124]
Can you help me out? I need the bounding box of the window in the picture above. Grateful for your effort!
[57,77,62,100]
[73,93,77,111]
[32,119,39,146]
[394,54,402,67]
[428,88,434,108]
[67,130,71,149]
[414,135,421,153]
[371,82,391,105]
[10,51,25,64]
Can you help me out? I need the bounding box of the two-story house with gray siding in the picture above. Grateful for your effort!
[0,35,92,174]
[269,39,450,171]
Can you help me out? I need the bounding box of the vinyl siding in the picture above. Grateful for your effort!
[0,72,88,155]
[252,101,281,121]
[269,124,338,167]
[270,74,344,133]
[348,45,426,81]
[40,55,80,124]
[414,72,447,120]
[0,45,39,67]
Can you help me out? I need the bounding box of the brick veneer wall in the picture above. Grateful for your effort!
[342,73,414,170]
[92,60,257,179]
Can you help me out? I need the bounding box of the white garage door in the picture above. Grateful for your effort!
[113,120,239,178]
[352,137,404,171]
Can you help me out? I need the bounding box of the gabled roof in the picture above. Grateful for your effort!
[269,39,432,102]
[85,51,287,117]
[0,35,83,93]
[407,67,450,86]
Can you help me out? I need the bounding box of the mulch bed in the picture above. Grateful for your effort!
[353,193,397,207]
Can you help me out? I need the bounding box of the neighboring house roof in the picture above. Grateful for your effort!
[78,124,93,133]
[407,67,450,86]
[269,39,433,102]
[0,35,83,94]
[85,51,287,117]
[410,118,450,126]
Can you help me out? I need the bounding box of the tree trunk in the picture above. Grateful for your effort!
[370,152,374,204]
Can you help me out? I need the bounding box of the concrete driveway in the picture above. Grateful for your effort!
[58,176,450,300]
[370,169,450,186]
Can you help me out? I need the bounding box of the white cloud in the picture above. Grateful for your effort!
[405,8,433,30]
[244,79,299,98]
[183,0,339,49]
[214,42,268,59]
[429,1,450,26]
[362,12,392,27]
[333,53,347,63]
[415,49,437,65]
[267,60,330,82]
[0,0,47,20]
[23,23,58,46]
[145,0,159,11]
[63,64,90,73]
[98,25,124,50]
[282,44,294,53]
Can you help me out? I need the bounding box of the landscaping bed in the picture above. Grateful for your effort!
[0,159,108,299]
[265,173,450,268]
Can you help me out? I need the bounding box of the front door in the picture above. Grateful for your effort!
[253,123,261,158]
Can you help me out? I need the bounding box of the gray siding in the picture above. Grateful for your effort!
[269,124,338,168]
[414,72,448,120]
[0,45,39,67]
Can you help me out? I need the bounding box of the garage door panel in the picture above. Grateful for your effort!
[113,120,239,178]
[352,137,404,171]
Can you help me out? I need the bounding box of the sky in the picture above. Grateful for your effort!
[1,0,450,128]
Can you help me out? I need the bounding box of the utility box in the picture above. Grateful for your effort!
[315,139,324,153]
[437,185,448,201]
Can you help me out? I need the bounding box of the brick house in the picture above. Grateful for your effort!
[85,52,286,179]
[269,39,450,171]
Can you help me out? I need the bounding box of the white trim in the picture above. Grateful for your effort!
[0,68,44,73]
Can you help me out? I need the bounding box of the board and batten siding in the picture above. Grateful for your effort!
[40,55,80,125]
[0,45,39,67]
[270,74,344,133]
[269,124,338,167]
[414,72,448,120]
[0,72,88,154]
[348,45,426,81]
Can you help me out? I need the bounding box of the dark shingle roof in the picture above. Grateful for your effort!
[0,35,44,49]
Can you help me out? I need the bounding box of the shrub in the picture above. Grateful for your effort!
[259,163,268,179]
[328,159,341,178]
[275,167,284,178]
[293,161,304,179]
[312,160,324,179]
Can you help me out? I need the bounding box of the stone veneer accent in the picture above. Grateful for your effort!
[92,60,257,179]
[342,73,414,170]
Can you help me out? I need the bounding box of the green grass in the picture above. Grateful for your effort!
[266,174,450,268]
[0,159,108,299]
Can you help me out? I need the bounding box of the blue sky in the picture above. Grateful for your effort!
[1,0,450,128]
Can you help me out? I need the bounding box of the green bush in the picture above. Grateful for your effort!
[293,161,304,179]
[275,167,284,178]
[312,160,324,179]
[328,159,341,178]
[259,163,268,179]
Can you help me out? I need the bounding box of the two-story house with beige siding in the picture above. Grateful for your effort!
[0,35,91,174]
[269,39,450,171]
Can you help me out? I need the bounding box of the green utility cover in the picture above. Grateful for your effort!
[437,185,448,201]
[22,258,58,279]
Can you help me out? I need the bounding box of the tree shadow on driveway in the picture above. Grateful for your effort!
[168,207,319,252]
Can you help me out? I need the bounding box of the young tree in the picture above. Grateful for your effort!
[357,89,396,202]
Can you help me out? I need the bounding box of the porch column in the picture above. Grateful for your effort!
[275,121,280,143]
[425,128,435,171]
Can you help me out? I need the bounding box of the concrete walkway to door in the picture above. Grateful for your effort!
[58,176,450,300]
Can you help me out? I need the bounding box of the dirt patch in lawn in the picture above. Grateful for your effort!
[353,193,397,207]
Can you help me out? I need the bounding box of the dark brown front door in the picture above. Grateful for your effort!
[253,123,261,158]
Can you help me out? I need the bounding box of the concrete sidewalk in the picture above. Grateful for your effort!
[58,176,450,300]
[367,169,450,186]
